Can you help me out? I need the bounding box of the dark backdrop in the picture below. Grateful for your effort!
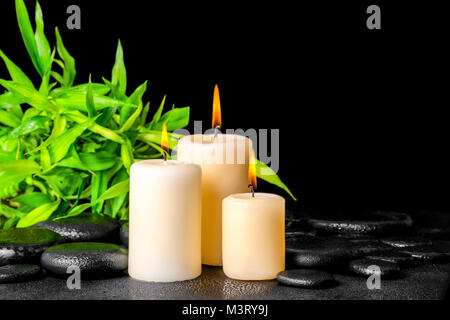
[1,0,449,213]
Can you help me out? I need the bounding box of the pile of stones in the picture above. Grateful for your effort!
[1,210,449,287]
[278,210,450,288]
[0,213,129,283]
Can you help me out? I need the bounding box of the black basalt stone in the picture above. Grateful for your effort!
[381,237,433,248]
[0,228,61,266]
[365,251,416,267]
[286,235,357,269]
[400,241,450,262]
[0,264,42,283]
[41,242,128,279]
[306,211,413,236]
[35,213,119,243]
[349,259,401,278]
[120,222,129,247]
[346,239,394,256]
[277,269,336,288]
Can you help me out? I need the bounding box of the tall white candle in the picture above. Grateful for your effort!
[222,193,285,280]
[177,134,251,266]
[128,160,202,282]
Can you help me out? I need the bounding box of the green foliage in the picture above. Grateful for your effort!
[0,0,295,229]
[0,1,189,227]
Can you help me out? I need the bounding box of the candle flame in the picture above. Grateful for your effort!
[161,122,169,157]
[212,84,222,129]
[249,149,257,190]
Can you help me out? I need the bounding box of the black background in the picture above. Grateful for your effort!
[1,0,449,214]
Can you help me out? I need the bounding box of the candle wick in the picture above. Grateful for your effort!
[213,125,222,139]
[163,151,167,162]
[248,184,255,198]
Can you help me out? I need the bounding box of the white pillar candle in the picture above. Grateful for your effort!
[222,193,285,280]
[177,134,252,266]
[128,160,202,283]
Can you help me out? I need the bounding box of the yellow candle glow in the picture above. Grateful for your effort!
[177,85,252,266]
[222,151,285,280]
[128,124,202,282]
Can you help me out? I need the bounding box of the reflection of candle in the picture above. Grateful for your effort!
[128,124,202,282]
[222,151,285,280]
[177,85,251,266]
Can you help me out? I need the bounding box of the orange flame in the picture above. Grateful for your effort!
[249,150,257,190]
[212,84,222,129]
[161,122,169,157]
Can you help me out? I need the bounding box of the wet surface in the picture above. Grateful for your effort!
[0,263,448,300]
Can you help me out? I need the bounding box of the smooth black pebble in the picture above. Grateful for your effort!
[307,211,413,236]
[120,222,129,247]
[0,228,61,266]
[277,269,336,288]
[35,213,119,242]
[349,259,401,278]
[0,264,41,283]
[347,239,394,256]
[365,251,416,267]
[381,237,433,248]
[41,242,128,279]
[286,235,357,269]
[400,242,450,262]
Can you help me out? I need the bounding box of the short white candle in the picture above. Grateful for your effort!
[128,160,202,283]
[222,193,285,280]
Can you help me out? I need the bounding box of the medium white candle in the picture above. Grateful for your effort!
[128,160,202,283]
[222,193,285,280]
[177,134,251,266]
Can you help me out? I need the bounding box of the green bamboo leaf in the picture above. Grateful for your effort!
[120,81,147,126]
[149,95,166,129]
[0,109,21,127]
[91,170,107,214]
[256,159,297,201]
[111,40,127,95]
[120,100,143,132]
[53,203,91,220]
[102,77,127,101]
[139,101,150,126]
[0,160,40,175]
[15,0,43,76]
[120,140,134,172]
[34,1,51,77]
[109,168,128,217]
[153,107,190,131]
[55,27,76,87]
[51,83,110,98]
[16,199,60,228]
[0,49,35,88]
[86,75,97,118]
[40,145,51,171]
[54,91,136,112]
[0,92,25,109]
[64,110,125,144]
[12,192,52,209]
[95,178,129,204]
[48,120,90,163]
[10,115,47,138]
[57,151,117,172]
[0,80,56,112]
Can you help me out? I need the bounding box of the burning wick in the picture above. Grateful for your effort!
[248,184,256,198]
[214,125,222,139]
